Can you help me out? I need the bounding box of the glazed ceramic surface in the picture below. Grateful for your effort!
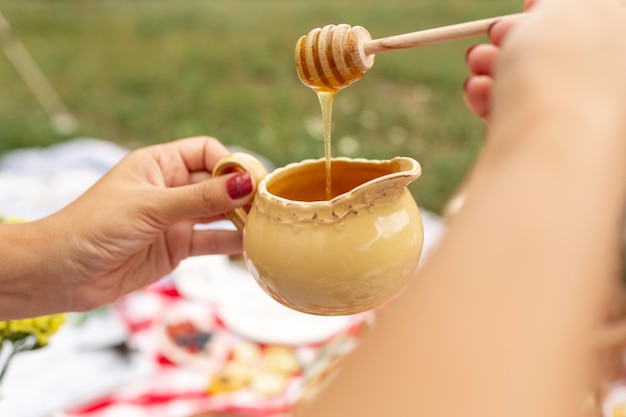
[214,153,424,316]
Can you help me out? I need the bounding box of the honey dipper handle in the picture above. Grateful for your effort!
[363,12,525,56]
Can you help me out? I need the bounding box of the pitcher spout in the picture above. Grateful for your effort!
[342,156,421,206]
[386,156,422,184]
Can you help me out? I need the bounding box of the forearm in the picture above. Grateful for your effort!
[296,97,625,416]
[432,104,624,413]
[0,219,73,319]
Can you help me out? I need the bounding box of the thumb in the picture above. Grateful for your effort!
[159,171,255,220]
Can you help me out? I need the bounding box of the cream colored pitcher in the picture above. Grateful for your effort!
[214,153,424,316]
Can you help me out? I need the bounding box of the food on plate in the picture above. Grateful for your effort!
[208,342,302,397]
[208,361,253,394]
[165,320,213,354]
[262,346,301,375]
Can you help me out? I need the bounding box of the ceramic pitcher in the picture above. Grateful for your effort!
[214,153,424,316]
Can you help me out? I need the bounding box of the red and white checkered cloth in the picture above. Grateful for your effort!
[64,278,370,417]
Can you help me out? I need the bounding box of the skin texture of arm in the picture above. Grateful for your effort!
[296,1,626,416]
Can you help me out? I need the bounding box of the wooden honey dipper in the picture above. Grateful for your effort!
[295,13,525,91]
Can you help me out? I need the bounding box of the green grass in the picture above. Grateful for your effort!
[0,0,520,213]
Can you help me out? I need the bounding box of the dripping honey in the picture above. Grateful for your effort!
[297,32,365,201]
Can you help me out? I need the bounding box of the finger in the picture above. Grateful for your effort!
[159,171,255,221]
[153,136,231,174]
[464,75,493,123]
[488,17,523,47]
[466,44,499,76]
[189,229,244,256]
[194,214,229,225]
[189,171,212,184]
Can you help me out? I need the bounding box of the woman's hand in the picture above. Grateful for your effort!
[47,136,255,312]
[464,0,535,123]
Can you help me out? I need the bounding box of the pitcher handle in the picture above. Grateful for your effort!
[213,152,268,231]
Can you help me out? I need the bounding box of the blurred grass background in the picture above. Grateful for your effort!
[0,0,520,213]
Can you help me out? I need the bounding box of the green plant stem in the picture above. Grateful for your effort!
[0,336,36,385]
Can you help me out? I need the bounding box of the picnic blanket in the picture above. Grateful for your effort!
[0,138,446,417]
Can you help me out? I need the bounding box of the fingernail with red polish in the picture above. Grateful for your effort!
[487,20,500,38]
[227,172,253,200]
[463,76,472,91]
[465,44,478,62]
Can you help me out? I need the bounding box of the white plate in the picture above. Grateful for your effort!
[216,263,354,346]
[172,254,233,303]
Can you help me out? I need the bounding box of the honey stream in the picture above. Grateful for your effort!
[317,90,336,200]
[297,29,366,200]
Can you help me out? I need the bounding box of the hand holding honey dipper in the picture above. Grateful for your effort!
[294,0,626,416]
[295,12,525,92]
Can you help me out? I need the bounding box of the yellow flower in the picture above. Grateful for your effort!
[48,315,66,334]
[0,313,66,347]
[35,333,49,347]
[7,319,30,334]
[33,316,49,331]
